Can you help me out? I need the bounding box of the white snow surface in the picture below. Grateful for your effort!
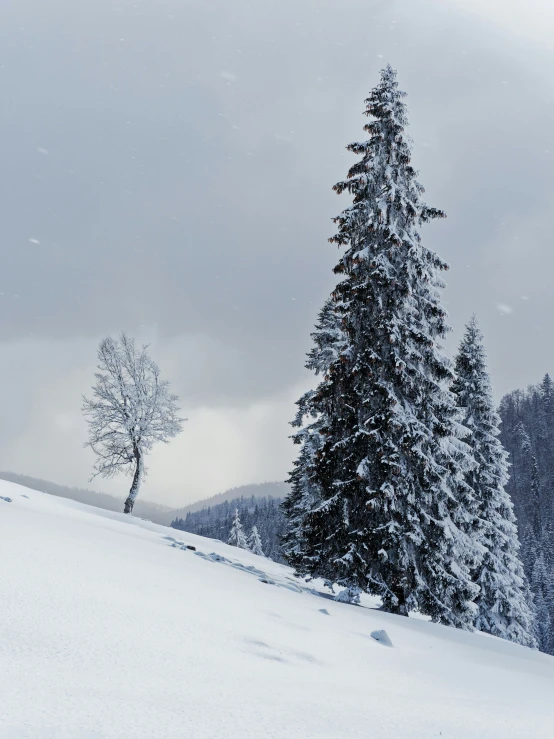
[1,481,553,739]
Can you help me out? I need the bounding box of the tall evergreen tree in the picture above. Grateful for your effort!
[515,421,543,543]
[540,373,554,456]
[530,453,542,538]
[228,508,248,549]
[523,453,552,652]
[284,65,480,628]
[521,525,539,577]
[452,316,536,646]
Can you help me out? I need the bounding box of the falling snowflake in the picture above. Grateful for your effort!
[496,303,513,315]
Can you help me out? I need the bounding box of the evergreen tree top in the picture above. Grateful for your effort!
[453,316,495,417]
[454,316,486,378]
[330,65,445,263]
[514,421,532,453]
[540,373,554,415]
[453,316,508,474]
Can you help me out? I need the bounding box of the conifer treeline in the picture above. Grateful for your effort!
[282,66,537,648]
[171,496,286,563]
[500,376,554,653]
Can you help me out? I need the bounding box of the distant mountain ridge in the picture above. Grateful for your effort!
[165,481,290,521]
[0,471,173,523]
[0,471,289,526]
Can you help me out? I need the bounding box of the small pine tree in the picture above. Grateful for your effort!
[228,508,248,549]
[540,373,554,412]
[531,552,552,650]
[285,65,480,628]
[248,525,265,557]
[452,316,536,647]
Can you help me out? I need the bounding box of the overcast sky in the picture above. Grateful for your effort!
[0,0,553,507]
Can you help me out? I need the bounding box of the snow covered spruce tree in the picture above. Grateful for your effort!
[530,548,553,651]
[82,333,183,514]
[451,316,536,646]
[228,508,248,549]
[521,431,552,651]
[282,298,345,573]
[248,525,265,557]
[284,65,481,627]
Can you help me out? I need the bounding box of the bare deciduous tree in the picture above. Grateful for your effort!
[82,333,184,514]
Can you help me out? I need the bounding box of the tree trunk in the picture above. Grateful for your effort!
[386,583,409,616]
[124,446,143,514]
[387,602,409,616]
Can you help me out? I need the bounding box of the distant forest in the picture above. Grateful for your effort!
[171,495,287,563]
[500,374,554,653]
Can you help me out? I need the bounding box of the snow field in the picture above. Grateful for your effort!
[1,481,553,738]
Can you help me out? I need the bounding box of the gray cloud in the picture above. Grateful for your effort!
[0,0,553,505]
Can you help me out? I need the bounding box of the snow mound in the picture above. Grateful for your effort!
[1,480,554,738]
[370,629,394,647]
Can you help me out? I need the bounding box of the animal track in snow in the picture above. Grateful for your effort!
[164,535,304,594]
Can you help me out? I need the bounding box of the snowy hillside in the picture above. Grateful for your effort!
[1,482,554,739]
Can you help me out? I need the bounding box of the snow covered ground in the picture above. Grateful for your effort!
[1,481,554,739]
